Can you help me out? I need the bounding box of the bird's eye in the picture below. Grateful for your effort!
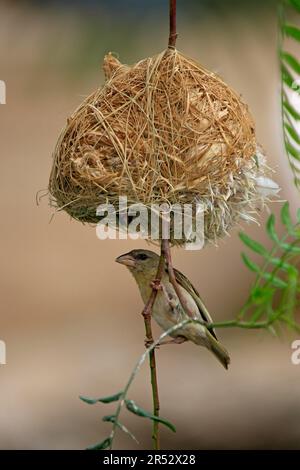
[136,253,148,261]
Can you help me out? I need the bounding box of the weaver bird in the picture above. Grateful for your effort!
[116,249,230,369]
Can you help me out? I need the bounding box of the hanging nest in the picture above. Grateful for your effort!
[49,48,278,245]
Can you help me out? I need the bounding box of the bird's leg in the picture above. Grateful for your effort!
[145,338,158,349]
[150,279,163,291]
[151,280,178,310]
[160,284,180,311]
[158,336,187,346]
[145,336,187,349]
[151,279,179,312]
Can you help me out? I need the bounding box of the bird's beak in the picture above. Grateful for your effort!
[115,253,136,268]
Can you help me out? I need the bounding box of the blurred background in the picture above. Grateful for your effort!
[0,0,300,450]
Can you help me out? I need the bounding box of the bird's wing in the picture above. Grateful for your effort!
[174,268,218,340]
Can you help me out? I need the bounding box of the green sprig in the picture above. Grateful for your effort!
[279,0,300,189]
[237,202,300,331]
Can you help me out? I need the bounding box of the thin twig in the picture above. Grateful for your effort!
[141,251,165,450]
[140,0,176,448]
[168,0,177,49]
[107,300,300,448]
[109,318,191,449]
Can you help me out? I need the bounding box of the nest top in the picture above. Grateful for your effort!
[49,48,256,223]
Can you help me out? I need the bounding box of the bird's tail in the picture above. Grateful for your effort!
[206,331,230,369]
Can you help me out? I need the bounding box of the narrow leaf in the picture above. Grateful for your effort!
[282,63,295,88]
[262,272,288,289]
[285,141,300,161]
[241,253,260,273]
[287,0,300,13]
[250,286,274,305]
[284,123,300,145]
[249,305,266,323]
[266,214,279,242]
[279,242,300,254]
[281,201,296,235]
[239,232,268,256]
[269,256,298,275]
[125,400,176,432]
[283,24,300,41]
[281,51,300,74]
[102,415,116,423]
[79,391,123,405]
[267,324,279,337]
[283,100,300,120]
[87,437,111,450]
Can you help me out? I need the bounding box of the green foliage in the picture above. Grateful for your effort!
[125,400,176,432]
[287,0,300,13]
[87,437,112,450]
[80,390,176,449]
[279,1,300,190]
[238,202,300,332]
[80,203,299,451]
[79,392,123,404]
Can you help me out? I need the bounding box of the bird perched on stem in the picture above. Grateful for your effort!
[116,249,230,369]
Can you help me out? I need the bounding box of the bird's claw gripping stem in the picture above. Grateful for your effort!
[144,336,187,349]
[145,339,159,349]
[150,279,162,291]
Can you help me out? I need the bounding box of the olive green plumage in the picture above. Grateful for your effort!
[116,249,230,369]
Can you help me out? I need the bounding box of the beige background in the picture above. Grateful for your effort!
[0,1,299,449]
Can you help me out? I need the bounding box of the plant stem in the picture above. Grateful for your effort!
[109,318,191,449]
[168,0,177,48]
[162,239,195,318]
[140,0,177,449]
[141,251,165,450]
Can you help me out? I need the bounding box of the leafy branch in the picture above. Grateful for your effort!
[279,0,300,189]
[81,202,300,450]
[79,321,189,450]
[80,3,300,447]
[236,201,300,333]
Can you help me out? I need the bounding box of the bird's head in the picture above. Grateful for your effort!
[115,249,160,280]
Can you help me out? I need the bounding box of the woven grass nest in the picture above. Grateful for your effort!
[49,48,277,245]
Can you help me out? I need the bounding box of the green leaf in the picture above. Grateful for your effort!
[297,208,300,222]
[282,316,300,333]
[282,63,295,88]
[266,214,279,243]
[87,437,111,450]
[285,141,300,161]
[283,100,300,120]
[269,256,298,275]
[102,415,116,423]
[284,123,300,145]
[125,400,176,433]
[239,232,268,256]
[241,253,260,273]
[287,0,300,13]
[267,324,279,337]
[279,241,300,254]
[283,24,300,41]
[79,391,123,405]
[281,201,296,235]
[262,272,289,289]
[281,51,300,75]
[249,305,266,323]
[250,286,274,305]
